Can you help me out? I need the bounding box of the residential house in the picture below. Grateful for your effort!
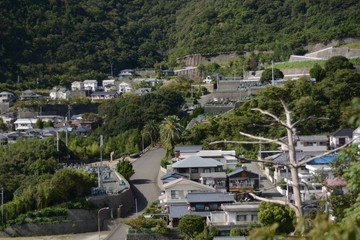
[83,80,98,91]
[168,192,235,227]
[49,88,70,100]
[118,69,136,79]
[36,115,65,123]
[281,135,328,152]
[207,203,260,233]
[135,88,152,95]
[227,168,260,199]
[91,91,118,101]
[323,177,348,197]
[175,148,239,170]
[14,118,37,131]
[20,90,42,100]
[266,151,339,201]
[160,172,189,185]
[0,112,16,125]
[0,91,16,103]
[330,128,354,149]
[71,81,84,91]
[159,178,216,206]
[200,172,227,192]
[171,156,225,181]
[102,79,116,92]
[117,81,133,93]
[133,78,163,87]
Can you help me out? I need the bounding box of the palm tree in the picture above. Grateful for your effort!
[143,120,160,147]
[160,115,183,155]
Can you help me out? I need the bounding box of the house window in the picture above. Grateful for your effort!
[178,168,188,173]
[209,203,218,211]
[236,215,247,222]
[191,168,199,173]
[195,204,205,211]
[215,166,223,172]
[204,168,211,173]
[251,215,258,221]
[171,190,180,199]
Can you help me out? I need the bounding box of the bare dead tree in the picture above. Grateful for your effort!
[210,99,354,218]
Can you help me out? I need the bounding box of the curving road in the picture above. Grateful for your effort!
[106,147,166,240]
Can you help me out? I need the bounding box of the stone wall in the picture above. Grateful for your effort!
[177,52,240,66]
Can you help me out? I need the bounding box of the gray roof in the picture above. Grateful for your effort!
[330,128,353,138]
[169,205,211,219]
[161,172,189,182]
[174,145,203,153]
[187,192,235,203]
[265,151,327,164]
[172,156,223,168]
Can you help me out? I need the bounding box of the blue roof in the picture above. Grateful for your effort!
[308,154,338,164]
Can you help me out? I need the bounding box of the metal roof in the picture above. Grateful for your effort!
[169,205,210,219]
[187,192,235,203]
[172,156,224,168]
[308,154,338,164]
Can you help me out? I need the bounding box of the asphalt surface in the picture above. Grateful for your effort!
[106,147,166,240]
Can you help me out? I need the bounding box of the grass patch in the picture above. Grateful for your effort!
[340,43,360,49]
[275,58,360,70]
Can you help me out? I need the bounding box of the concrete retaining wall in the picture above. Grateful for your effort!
[127,233,182,240]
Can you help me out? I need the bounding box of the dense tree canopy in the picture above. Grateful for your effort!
[0,0,359,88]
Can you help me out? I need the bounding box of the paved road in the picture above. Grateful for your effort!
[244,161,283,200]
[106,147,166,240]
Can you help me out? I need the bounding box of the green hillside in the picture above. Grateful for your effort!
[0,0,359,89]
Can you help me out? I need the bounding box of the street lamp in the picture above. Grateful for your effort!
[98,207,109,240]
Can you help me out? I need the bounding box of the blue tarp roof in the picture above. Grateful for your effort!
[308,154,338,164]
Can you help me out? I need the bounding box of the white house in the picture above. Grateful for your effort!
[118,69,136,79]
[14,119,37,131]
[330,128,353,149]
[281,135,328,152]
[159,178,215,206]
[0,91,16,103]
[117,81,133,93]
[207,203,260,229]
[49,88,70,100]
[71,81,84,91]
[102,79,116,92]
[83,80,98,91]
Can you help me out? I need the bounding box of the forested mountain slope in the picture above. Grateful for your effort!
[0,0,359,88]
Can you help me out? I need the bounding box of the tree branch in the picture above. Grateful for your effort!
[251,108,290,130]
[291,116,329,128]
[239,131,287,147]
[297,140,355,166]
[248,193,299,214]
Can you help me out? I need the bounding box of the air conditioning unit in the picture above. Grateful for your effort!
[205,207,210,211]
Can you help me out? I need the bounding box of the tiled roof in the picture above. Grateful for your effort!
[330,128,353,137]
[162,178,215,191]
[187,192,235,203]
[325,177,347,186]
[172,156,223,168]
[227,168,259,178]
